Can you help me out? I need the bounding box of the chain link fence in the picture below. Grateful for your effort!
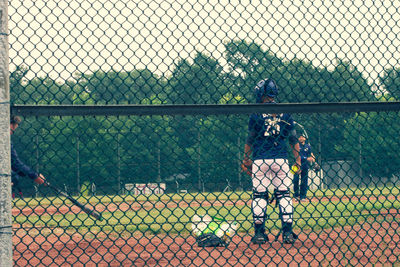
[6,0,400,266]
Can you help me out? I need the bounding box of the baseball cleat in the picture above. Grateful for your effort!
[251,232,269,244]
[282,231,298,244]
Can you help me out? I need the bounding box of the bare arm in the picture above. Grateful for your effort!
[290,143,302,168]
[241,129,255,176]
[241,143,253,176]
[288,129,301,173]
[243,143,252,164]
[307,152,316,164]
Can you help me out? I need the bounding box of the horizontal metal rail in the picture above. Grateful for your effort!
[11,101,400,117]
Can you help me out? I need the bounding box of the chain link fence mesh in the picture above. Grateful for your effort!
[7,0,400,266]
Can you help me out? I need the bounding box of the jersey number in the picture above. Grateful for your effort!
[264,118,281,137]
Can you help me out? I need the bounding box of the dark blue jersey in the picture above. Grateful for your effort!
[247,113,295,160]
[11,143,38,180]
[299,143,312,168]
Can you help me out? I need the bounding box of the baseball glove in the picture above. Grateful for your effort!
[313,163,321,172]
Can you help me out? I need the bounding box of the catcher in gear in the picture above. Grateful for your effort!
[293,134,319,201]
[241,78,301,245]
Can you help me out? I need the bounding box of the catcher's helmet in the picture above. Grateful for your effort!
[255,78,279,103]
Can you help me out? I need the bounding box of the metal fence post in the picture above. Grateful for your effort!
[76,135,80,193]
[117,134,121,193]
[0,0,12,265]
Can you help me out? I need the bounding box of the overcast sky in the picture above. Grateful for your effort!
[8,0,400,84]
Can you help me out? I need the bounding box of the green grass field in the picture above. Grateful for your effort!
[12,186,400,237]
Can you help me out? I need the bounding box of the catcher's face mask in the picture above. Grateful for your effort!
[255,78,279,103]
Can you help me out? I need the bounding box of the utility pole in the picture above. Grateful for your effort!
[117,134,121,193]
[238,136,242,190]
[76,135,80,193]
[157,139,161,183]
[0,1,12,265]
[35,136,39,198]
[197,131,202,192]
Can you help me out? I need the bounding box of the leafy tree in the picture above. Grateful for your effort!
[224,40,374,103]
[224,39,284,103]
[78,69,166,104]
[10,65,29,104]
[9,39,387,194]
[336,108,400,178]
[326,59,375,102]
[23,76,65,104]
[168,52,226,104]
[380,66,400,100]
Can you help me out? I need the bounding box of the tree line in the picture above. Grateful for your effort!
[10,39,400,195]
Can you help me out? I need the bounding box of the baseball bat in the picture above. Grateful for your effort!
[45,181,103,221]
[294,121,309,139]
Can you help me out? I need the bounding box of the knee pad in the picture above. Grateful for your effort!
[274,189,290,201]
[252,190,269,224]
[274,189,293,223]
[253,190,269,201]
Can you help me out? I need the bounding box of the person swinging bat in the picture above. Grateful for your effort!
[10,115,102,221]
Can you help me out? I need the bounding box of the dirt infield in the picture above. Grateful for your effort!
[12,194,400,266]
[13,213,400,266]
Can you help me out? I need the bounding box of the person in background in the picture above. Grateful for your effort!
[10,115,46,198]
[293,134,319,201]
